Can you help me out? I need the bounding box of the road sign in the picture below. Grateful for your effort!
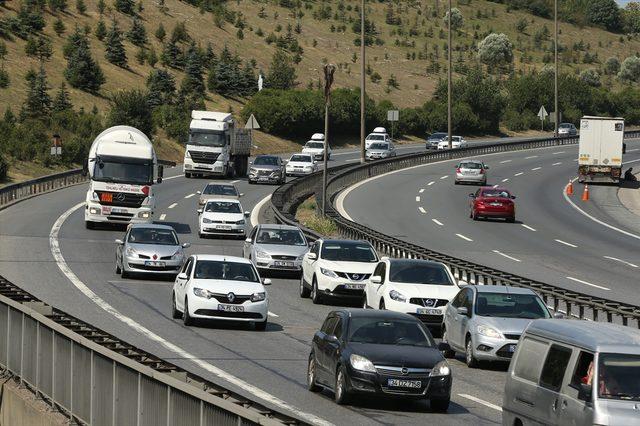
[387,110,399,121]
[537,106,548,120]
[550,111,562,124]
[245,114,260,130]
[51,134,62,156]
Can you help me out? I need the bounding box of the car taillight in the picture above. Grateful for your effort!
[456,168,461,173]
[479,168,484,174]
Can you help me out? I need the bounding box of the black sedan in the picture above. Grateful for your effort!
[307,309,452,411]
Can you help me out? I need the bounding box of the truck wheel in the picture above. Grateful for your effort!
[85,221,95,230]
[185,172,192,178]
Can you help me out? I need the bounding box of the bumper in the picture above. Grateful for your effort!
[475,207,514,218]
[85,202,152,224]
[183,158,226,175]
[471,334,519,361]
[200,224,246,236]
[316,274,367,298]
[345,365,452,399]
[286,168,314,176]
[124,257,183,274]
[188,296,268,322]
[248,174,283,183]
[255,258,303,271]
[365,155,389,161]
[456,173,486,183]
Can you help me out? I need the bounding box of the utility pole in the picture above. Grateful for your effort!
[360,0,366,163]
[554,0,559,137]
[322,64,336,217]
[447,0,453,149]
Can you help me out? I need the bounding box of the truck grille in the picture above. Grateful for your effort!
[96,191,146,208]
[189,151,220,164]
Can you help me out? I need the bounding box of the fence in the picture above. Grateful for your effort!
[271,131,640,328]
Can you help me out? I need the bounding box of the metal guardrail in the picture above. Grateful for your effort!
[0,275,303,425]
[272,131,640,328]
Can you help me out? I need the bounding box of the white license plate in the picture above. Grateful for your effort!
[112,208,128,214]
[197,164,212,169]
[345,284,365,290]
[217,225,232,230]
[489,203,502,207]
[144,261,166,267]
[219,304,244,312]
[417,308,442,315]
[274,261,294,267]
[258,177,269,181]
[388,379,421,388]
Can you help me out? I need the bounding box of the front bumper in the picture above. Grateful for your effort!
[188,295,268,322]
[254,258,303,271]
[123,256,183,274]
[286,167,314,176]
[85,202,152,224]
[183,158,226,175]
[345,364,452,399]
[248,172,283,183]
[200,223,246,236]
[383,299,447,327]
[316,274,367,298]
[471,334,519,361]
[365,154,389,161]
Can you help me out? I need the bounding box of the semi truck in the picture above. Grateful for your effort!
[183,111,251,178]
[578,116,625,183]
[84,126,163,229]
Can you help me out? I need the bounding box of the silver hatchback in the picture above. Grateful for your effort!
[115,224,190,278]
[455,160,488,185]
[243,224,309,274]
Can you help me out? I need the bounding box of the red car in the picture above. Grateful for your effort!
[469,187,516,222]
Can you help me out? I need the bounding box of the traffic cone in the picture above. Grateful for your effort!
[566,180,574,196]
[581,184,589,201]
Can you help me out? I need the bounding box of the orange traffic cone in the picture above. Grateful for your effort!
[581,184,589,201]
[566,180,574,195]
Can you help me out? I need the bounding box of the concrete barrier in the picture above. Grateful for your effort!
[0,378,67,426]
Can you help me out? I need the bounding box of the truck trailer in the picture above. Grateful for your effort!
[578,116,625,183]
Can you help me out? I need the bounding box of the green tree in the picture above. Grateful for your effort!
[622,3,640,34]
[0,41,8,88]
[49,0,68,13]
[75,0,86,14]
[98,0,105,14]
[146,68,175,107]
[114,0,135,15]
[580,69,601,87]
[64,32,104,92]
[586,0,622,32]
[105,20,127,68]
[147,47,158,67]
[22,66,51,119]
[127,16,147,47]
[207,45,243,96]
[155,23,166,42]
[443,8,464,32]
[515,18,528,33]
[95,19,107,41]
[53,18,66,36]
[477,33,514,71]
[265,49,297,89]
[107,89,155,138]
[25,36,52,62]
[135,46,146,64]
[618,56,640,83]
[605,56,621,75]
[63,26,89,58]
[161,39,184,69]
[17,2,46,33]
[180,45,205,99]
[52,82,73,112]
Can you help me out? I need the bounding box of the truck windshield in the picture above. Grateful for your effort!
[190,131,226,147]
[93,156,152,185]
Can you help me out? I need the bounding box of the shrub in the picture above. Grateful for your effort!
[107,89,154,138]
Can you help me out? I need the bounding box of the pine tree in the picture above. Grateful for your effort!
[52,82,73,112]
[105,20,127,68]
[97,0,105,14]
[128,16,147,47]
[204,42,216,67]
[53,18,66,36]
[265,49,297,89]
[0,41,8,88]
[95,19,107,41]
[207,46,245,96]
[161,39,184,69]
[147,47,158,67]
[180,44,205,99]
[135,46,146,65]
[114,0,135,15]
[155,23,166,42]
[64,33,105,92]
[146,68,175,107]
[76,0,86,14]
[22,66,51,119]
[63,26,89,59]
[49,0,68,13]
[240,61,257,96]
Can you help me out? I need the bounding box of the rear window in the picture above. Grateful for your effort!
[460,162,482,169]
[514,337,548,382]
[306,142,324,149]
[481,189,511,198]
[367,134,385,141]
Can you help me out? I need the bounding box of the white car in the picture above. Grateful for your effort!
[285,153,317,176]
[171,255,271,330]
[437,136,467,150]
[197,198,249,238]
[300,239,378,304]
[363,258,462,334]
[365,130,392,149]
[302,140,331,161]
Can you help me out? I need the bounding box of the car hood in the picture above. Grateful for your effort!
[199,194,238,203]
[251,165,280,171]
[201,212,244,222]
[388,283,459,300]
[318,260,377,273]
[350,343,443,368]
[190,279,264,295]
[473,316,539,334]
[367,149,390,155]
[287,161,314,167]
[254,243,308,257]
[127,243,181,257]
[302,147,323,153]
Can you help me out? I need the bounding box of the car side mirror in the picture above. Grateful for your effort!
[370,275,382,284]
[182,242,191,249]
[177,272,188,280]
[244,211,250,217]
[326,334,339,344]
[457,306,469,316]
[196,190,202,195]
[437,342,451,353]
[469,194,475,198]
[553,312,565,319]
[197,209,203,215]
[115,239,124,245]
[510,195,517,199]
[457,280,468,287]
[577,383,592,402]
[245,238,252,243]
[307,252,317,260]
[263,278,272,286]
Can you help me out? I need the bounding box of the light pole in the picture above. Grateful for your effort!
[554,0,559,137]
[447,0,453,149]
[360,0,366,163]
[322,64,336,217]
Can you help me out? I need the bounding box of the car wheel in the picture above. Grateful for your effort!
[183,297,194,326]
[441,329,456,358]
[472,210,479,221]
[116,259,122,274]
[379,299,386,310]
[171,292,182,319]
[465,336,479,368]
[334,366,350,405]
[430,397,450,412]
[185,172,192,178]
[255,318,268,331]
[299,275,311,298]
[454,180,459,185]
[121,268,129,279]
[198,232,204,238]
[506,216,515,223]
[311,277,323,305]
[307,355,322,392]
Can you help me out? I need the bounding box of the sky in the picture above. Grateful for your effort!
[616,0,632,5]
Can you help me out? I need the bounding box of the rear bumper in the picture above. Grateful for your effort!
[456,173,486,183]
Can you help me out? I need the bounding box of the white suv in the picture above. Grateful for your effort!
[363,258,462,333]
[171,255,271,330]
[300,239,378,304]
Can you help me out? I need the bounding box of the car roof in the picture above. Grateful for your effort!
[384,258,446,268]
[128,223,175,231]
[320,239,371,245]
[525,319,640,354]
[193,254,252,264]
[205,181,236,186]
[470,285,537,295]
[258,224,301,231]
[255,154,279,159]
[333,308,419,321]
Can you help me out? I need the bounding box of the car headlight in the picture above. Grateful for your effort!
[249,168,257,174]
[477,325,503,339]
[202,217,212,224]
[251,292,266,302]
[304,166,312,170]
[198,198,205,205]
[125,247,137,257]
[320,267,338,278]
[255,250,271,259]
[429,360,451,377]
[350,354,376,373]
[296,253,305,260]
[171,250,183,260]
[389,289,407,303]
[193,288,213,298]
[235,219,245,225]
[138,211,150,218]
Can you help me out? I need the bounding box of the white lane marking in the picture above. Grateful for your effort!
[344,158,360,163]
[418,207,426,214]
[456,233,473,242]
[415,196,421,202]
[432,219,443,226]
[164,175,183,181]
[268,311,279,318]
[419,188,425,193]
[566,276,610,291]
[629,148,639,152]
[531,167,541,171]
[168,203,178,209]
[553,151,565,154]
[525,155,538,159]
[159,214,166,221]
[458,394,502,412]
[501,178,509,183]
[562,179,640,242]
[184,193,195,199]
[521,224,536,231]
[603,256,638,268]
[250,194,272,228]
[573,159,579,162]
[50,203,331,426]
[499,160,511,164]
[555,239,577,248]
[514,172,524,176]
[427,181,435,186]
[440,175,448,180]
[492,250,521,262]
[552,162,562,166]
[492,184,499,188]
[231,179,241,184]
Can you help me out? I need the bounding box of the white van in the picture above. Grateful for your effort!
[503,319,640,426]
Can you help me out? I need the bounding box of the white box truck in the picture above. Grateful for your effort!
[578,116,625,183]
[84,126,163,229]
[183,111,251,178]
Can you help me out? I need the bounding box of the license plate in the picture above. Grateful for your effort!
[258,177,269,181]
[197,164,212,169]
[217,225,232,230]
[417,308,442,315]
[112,208,127,214]
[274,261,294,267]
[490,202,502,207]
[219,304,244,312]
[144,261,165,267]
[345,283,365,290]
[388,379,421,388]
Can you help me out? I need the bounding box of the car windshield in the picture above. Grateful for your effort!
[559,124,572,128]
[475,292,550,319]
[348,317,435,347]
[306,142,324,149]
[203,184,238,196]
[290,155,312,163]
[193,260,259,282]
[256,229,306,246]
[321,242,377,262]
[389,262,453,285]
[481,189,511,198]
[205,201,242,213]
[92,156,153,185]
[369,143,389,150]
[598,354,640,401]
[429,133,446,140]
[254,156,279,166]
[128,228,178,245]
[366,134,385,141]
[460,162,482,169]
[190,131,226,147]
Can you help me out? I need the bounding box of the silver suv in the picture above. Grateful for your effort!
[248,155,285,185]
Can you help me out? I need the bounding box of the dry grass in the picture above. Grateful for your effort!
[295,196,339,237]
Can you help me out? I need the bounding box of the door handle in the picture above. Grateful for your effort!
[515,397,534,407]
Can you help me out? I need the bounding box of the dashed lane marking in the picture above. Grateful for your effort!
[531,167,541,171]
[184,193,195,199]
[555,239,577,248]
[499,160,511,164]
[418,207,426,214]
[440,175,448,180]
[553,151,565,154]
[432,219,443,226]
[525,155,538,159]
[521,224,536,231]
[566,276,610,291]
[456,234,473,242]
[427,181,435,186]
[419,188,425,193]
[603,256,638,268]
[416,196,421,202]
[501,178,509,183]
[492,250,521,262]
[552,162,562,166]
[514,172,524,176]
[159,214,166,221]
[168,203,178,209]
[457,394,502,412]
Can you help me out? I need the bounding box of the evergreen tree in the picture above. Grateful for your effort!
[63,26,89,59]
[26,36,53,62]
[240,61,257,96]
[161,39,184,69]
[49,0,68,13]
[0,41,8,88]
[127,16,147,47]
[52,82,73,112]
[180,44,205,99]
[135,46,146,65]
[64,33,105,92]
[147,47,158,67]
[265,49,297,89]
[204,42,216,67]
[155,23,166,42]
[97,0,105,14]
[114,0,135,15]
[105,20,127,68]
[207,45,243,96]
[107,89,155,138]
[76,0,86,14]
[146,68,175,107]
[53,18,66,36]
[22,66,51,119]
[95,19,107,41]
